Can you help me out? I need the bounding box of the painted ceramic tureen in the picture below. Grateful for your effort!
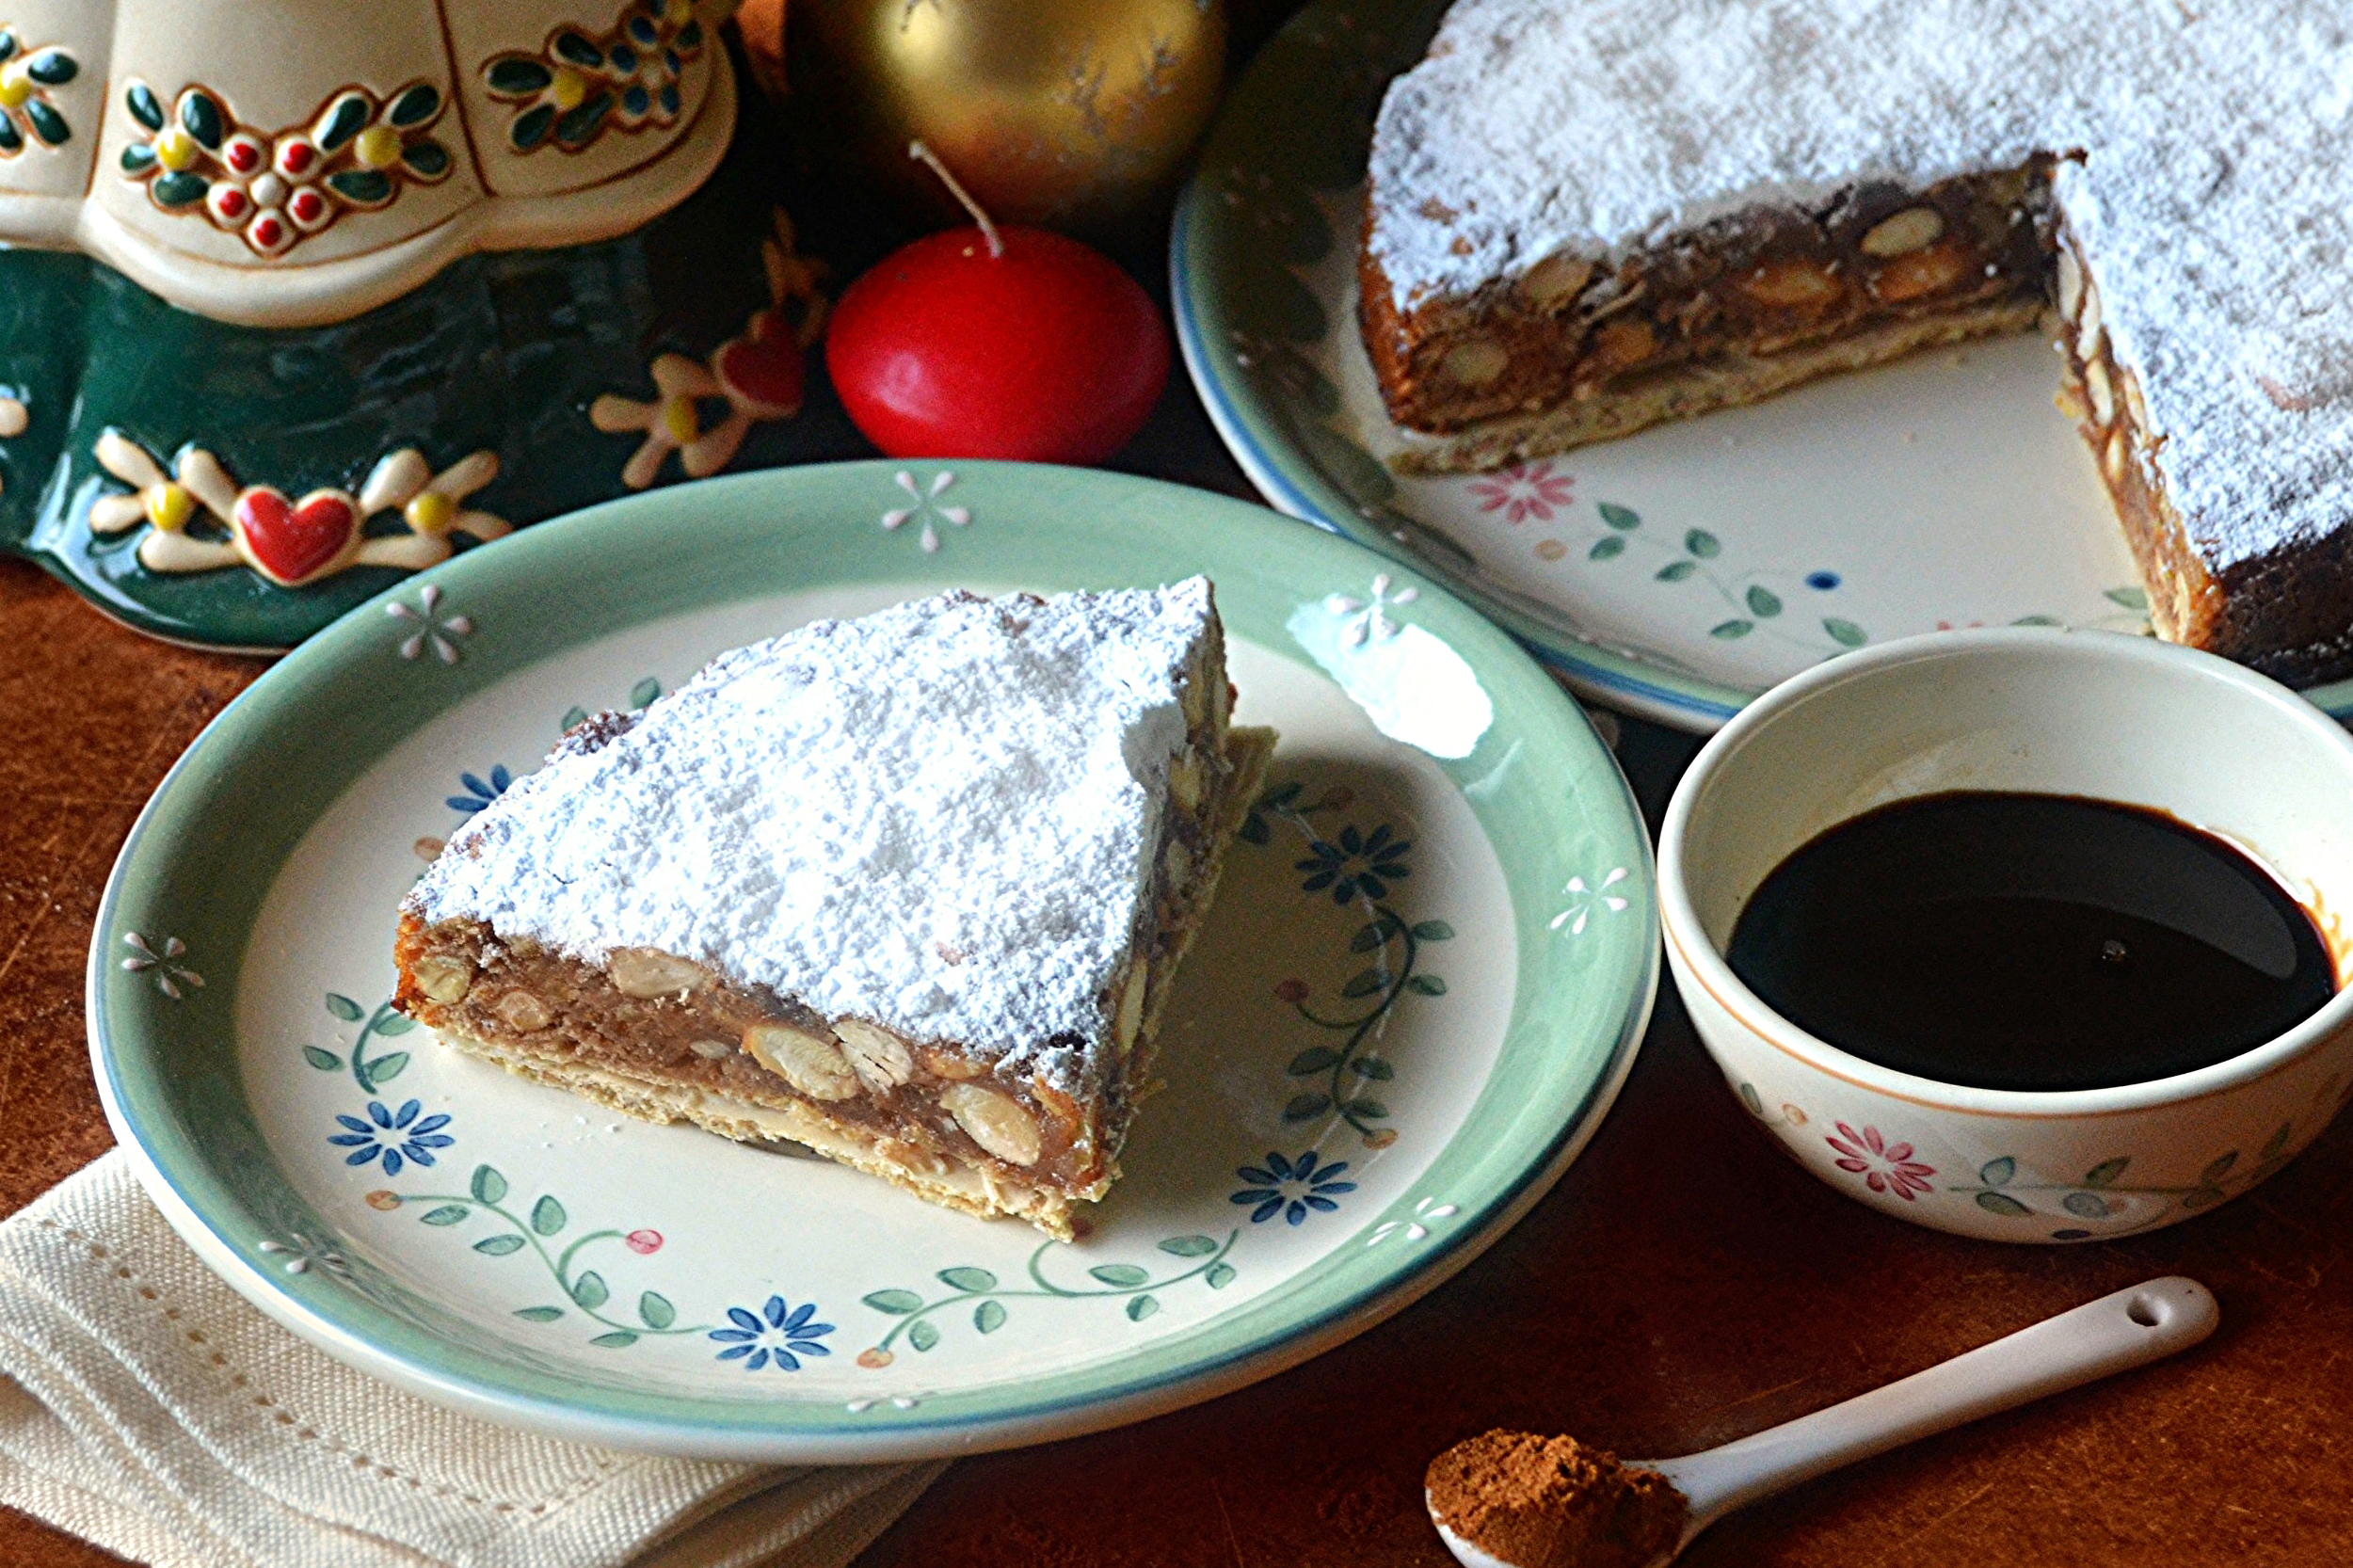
[0,0,825,648]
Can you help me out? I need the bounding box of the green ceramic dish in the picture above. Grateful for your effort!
[90,460,1657,1460]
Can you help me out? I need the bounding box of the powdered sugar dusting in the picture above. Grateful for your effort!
[1368,0,2353,570]
[408,582,1215,1086]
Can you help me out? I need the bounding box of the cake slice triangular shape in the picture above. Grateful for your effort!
[395,580,1273,1238]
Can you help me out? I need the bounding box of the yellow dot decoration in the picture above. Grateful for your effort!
[664,0,695,25]
[551,66,589,111]
[404,490,456,536]
[660,397,699,445]
[153,127,199,171]
[353,124,403,170]
[145,484,196,534]
[0,66,30,110]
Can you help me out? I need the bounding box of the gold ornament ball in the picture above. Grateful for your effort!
[790,0,1227,236]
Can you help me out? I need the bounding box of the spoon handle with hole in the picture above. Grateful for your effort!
[1647,1276,2217,1532]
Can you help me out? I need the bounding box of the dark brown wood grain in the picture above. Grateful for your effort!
[4,374,2350,1568]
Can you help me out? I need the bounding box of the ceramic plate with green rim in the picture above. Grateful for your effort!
[89,460,1656,1461]
[1172,0,2353,732]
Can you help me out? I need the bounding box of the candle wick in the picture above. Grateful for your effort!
[907,140,1003,259]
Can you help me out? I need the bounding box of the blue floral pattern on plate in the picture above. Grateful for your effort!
[1231,1151,1358,1225]
[328,1098,453,1176]
[709,1295,834,1370]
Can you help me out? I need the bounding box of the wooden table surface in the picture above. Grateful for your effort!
[8,183,2353,1568]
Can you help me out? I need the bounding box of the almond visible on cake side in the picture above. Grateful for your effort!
[393,580,1273,1238]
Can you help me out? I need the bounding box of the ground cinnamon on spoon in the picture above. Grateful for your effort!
[1427,1430,1689,1568]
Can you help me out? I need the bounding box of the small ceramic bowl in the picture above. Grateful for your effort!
[1658,627,2353,1242]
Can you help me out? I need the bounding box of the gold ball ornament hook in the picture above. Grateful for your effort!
[790,0,1227,239]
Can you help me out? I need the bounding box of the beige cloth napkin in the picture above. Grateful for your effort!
[0,1151,943,1568]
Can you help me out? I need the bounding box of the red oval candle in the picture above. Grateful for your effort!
[825,144,1169,464]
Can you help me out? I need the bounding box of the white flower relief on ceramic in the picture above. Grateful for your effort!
[1550,867,1630,936]
[258,1232,352,1278]
[879,470,970,553]
[120,932,201,1000]
[1325,573,1417,648]
[385,584,472,664]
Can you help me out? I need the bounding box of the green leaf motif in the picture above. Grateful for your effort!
[2012,614,2063,627]
[1343,1096,1390,1120]
[862,1289,922,1315]
[1206,1262,1238,1289]
[1655,560,1698,583]
[1350,922,1388,953]
[326,993,364,1022]
[420,1205,470,1226]
[1413,920,1455,940]
[180,89,223,149]
[552,30,604,66]
[553,92,614,149]
[1405,974,1448,996]
[375,1014,417,1036]
[1588,536,1626,562]
[908,1319,940,1352]
[531,1195,567,1235]
[1287,1047,1339,1076]
[513,1305,565,1322]
[125,81,164,131]
[974,1300,1007,1334]
[937,1267,997,1293]
[2200,1151,2238,1186]
[1745,585,1784,618]
[638,1291,676,1330]
[2062,1191,2110,1219]
[1738,1081,1765,1116]
[559,705,589,732]
[590,1331,638,1349]
[510,103,556,151]
[1127,1294,1160,1322]
[487,57,555,96]
[24,99,66,145]
[1350,1057,1396,1080]
[1975,1191,2032,1217]
[472,1165,508,1204]
[1238,816,1270,846]
[570,1271,609,1310]
[631,678,663,709]
[1158,1235,1219,1257]
[327,168,394,204]
[2262,1123,2293,1160]
[1710,619,1753,640]
[365,1052,409,1085]
[118,142,152,170]
[2105,585,2151,611]
[1283,1092,1331,1122]
[316,93,369,152]
[301,1046,341,1072]
[2181,1185,2228,1211]
[1598,502,1641,531]
[401,140,452,178]
[0,31,16,62]
[1822,618,1868,648]
[26,48,75,86]
[1089,1264,1149,1289]
[2083,1157,2130,1188]
[1339,968,1390,999]
[1685,529,1721,558]
[388,82,442,127]
[472,1234,525,1256]
[1979,1157,2016,1187]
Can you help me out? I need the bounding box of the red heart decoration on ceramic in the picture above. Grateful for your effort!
[714,308,805,415]
[233,486,357,585]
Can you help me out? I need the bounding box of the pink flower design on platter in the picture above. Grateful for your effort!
[1827,1122,1935,1201]
[1466,461,1575,525]
[625,1229,664,1255]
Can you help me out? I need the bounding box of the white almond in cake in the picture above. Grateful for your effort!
[395,580,1274,1237]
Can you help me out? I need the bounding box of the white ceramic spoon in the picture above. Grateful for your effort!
[1433,1275,2218,1567]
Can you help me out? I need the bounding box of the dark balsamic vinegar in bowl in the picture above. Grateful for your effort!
[1725,792,2338,1093]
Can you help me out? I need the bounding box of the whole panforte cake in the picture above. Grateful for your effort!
[1360,0,2353,683]
[395,581,1273,1238]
